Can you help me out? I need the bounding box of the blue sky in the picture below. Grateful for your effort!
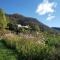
[0,0,60,27]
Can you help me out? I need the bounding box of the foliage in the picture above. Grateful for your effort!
[0,40,17,60]
[45,33,60,60]
[1,31,60,60]
[0,9,8,28]
[7,23,17,32]
[30,24,40,32]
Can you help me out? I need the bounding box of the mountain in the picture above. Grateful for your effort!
[52,27,60,32]
[6,14,53,32]
[6,13,60,35]
[52,27,60,31]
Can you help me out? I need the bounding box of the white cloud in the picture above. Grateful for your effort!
[36,0,56,15]
[47,14,55,21]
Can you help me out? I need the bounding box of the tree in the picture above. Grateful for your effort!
[7,23,17,31]
[30,24,40,32]
[0,9,8,28]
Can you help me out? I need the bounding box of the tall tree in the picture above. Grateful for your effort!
[0,9,8,28]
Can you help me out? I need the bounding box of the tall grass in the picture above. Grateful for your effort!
[0,29,60,60]
[1,32,60,60]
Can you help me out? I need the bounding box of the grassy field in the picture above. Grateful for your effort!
[0,40,17,60]
[0,29,60,60]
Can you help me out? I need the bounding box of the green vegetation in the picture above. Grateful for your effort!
[0,30,59,60]
[0,9,60,60]
[0,40,17,60]
[30,24,40,32]
[0,9,8,29]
